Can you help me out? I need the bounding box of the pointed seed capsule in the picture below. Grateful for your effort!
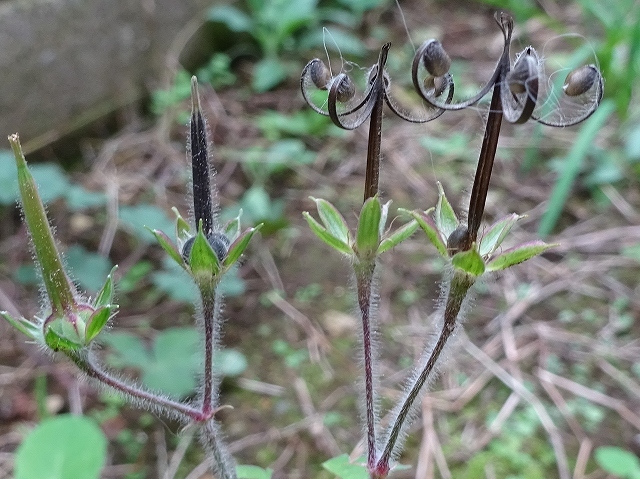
[422,40,451,77]
[563,65,597,96]
[309,60,331,90]
[335,75,355,102]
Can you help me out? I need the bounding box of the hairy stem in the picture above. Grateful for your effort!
[68,351,207,421]
[355,260,378,469]
[376,271,474,474]
[200,420,237,479]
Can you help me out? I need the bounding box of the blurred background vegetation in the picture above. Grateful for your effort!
[0,0,639,478]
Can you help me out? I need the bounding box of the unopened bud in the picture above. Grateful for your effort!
[422,40,451,77]
[309,60,331,90]
[563,65,597,97]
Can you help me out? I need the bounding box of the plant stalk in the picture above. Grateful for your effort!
[355,260,378,469]
[68,351,208,421]
[376,271,474,474]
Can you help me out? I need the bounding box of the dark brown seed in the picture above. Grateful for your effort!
[309,60,331,90]
[447,225,470,255]
[423,75,447,96]
[422,40,451,77]
[335,75,355,102]
[563,65,597,96]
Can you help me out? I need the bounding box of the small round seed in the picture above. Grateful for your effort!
[335,75,355,102]
[422,40,451,77]
[563,65,597,96]
[309,60,331,90]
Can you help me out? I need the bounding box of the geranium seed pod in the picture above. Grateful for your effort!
[309,60,331,90]
[447,225,470,255]
[335,75,355,102]
[422,40,451,77]
[182,232,230,263]
[507,60,530,94]
[423,75,447,96]
[563,65,597,96]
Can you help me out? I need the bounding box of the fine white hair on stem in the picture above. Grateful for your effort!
[350,266,383,456]
[200,420,237,479]
[378,270,478,464]
[81,351,192,424]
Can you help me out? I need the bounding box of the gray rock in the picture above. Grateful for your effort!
[0,0,211,151]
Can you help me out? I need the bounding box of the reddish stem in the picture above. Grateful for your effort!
[356,261,378,469]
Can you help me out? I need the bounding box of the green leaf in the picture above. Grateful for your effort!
[151,258,198,303]
[65,245,113,293]
[312,197,351,245]
[120,204,175,244]
[595,446,640,476]
[85,306,113,343]
[188,223,221,284]
[149,227,185,269]
[435,182,459,239]
[0,149,18,205]
[215,349,248,377]
[252,57,288,92]
[322,454,368,479]
[479,213,522,256]
[64,184,106,211]
[298,28,367,57]
[208,5,254,32]
[377,219,418,254]
[0,312,42,341]
[410,209,447,257]
[236,465,273,479]
[15,415,107,479]
[224,225,262,269]
[146,328,200,397]
[102,331,148,368]
[451,244,485,277]
[30,163,71,203]
[93,266,118,309]
[303,212,352,255]
[104,328,201,398]
[486,240,556,272]
[355,196,381,260]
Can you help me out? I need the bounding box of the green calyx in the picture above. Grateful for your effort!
[304,197,418,260]
[412,184,555,275]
